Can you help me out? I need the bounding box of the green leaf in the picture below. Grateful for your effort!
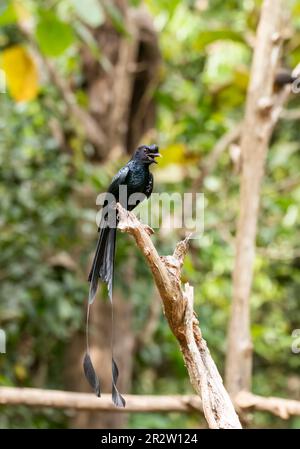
[193,30,245,51]
[35,13,74,57]
[0,0,17,26]
[70,0,105,28]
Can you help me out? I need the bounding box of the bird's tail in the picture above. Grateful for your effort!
[84,222,125,408]
[88,225,115,303]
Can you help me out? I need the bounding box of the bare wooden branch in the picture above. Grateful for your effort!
[0,387,201,413]
[225,0,289,397]
[281,108,300,121]
[1,387,300,420]
[235,391,300,420]
[117,204,242,429]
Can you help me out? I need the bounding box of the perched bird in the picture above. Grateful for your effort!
[84,144,161,407]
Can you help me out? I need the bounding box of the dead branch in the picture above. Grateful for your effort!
[117,204,242,429]
[0,387,201,413]
[225,0,290,397]
[1,387,300,420]
[235,391,300,420]
[281,108,300,121]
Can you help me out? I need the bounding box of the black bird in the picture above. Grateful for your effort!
[84,144,161,407]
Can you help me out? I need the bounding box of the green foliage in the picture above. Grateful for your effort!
[0,1,17,26]
[36,13,74,57]
[0,96,90,427]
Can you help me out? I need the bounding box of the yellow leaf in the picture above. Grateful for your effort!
[158,143,186,168]
[1,45,39,102]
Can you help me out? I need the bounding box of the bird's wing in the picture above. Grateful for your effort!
[145,172,153,198]
[96,165,130,227]
[108,165,130,197]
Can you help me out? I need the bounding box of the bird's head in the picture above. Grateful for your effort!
[134,144,162,165]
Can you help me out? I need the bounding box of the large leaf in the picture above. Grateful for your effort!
[36,13,74,57]
[70,0,105,27]
[1,45,39,101]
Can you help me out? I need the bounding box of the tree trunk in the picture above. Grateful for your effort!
[225,0,284,397]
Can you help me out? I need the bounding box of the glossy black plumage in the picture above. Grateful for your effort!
[85,144,160,407]
[88,145,159,302]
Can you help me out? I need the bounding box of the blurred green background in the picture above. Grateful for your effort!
[0,0,300,429]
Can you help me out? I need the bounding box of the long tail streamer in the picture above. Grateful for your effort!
[84,217,125,407]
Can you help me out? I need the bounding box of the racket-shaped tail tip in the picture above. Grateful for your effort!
[112,357,126,407]
[112,389,126,408]
[83,353,101,397]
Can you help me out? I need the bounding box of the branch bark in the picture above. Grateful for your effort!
[235,391,300,420]
[0,388,201,413]
[225,0,290,397]
[116,205,242,429]
[1,387,300,420]
[280,107,300,121]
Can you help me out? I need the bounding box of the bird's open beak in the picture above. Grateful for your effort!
[147,153,162,164]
